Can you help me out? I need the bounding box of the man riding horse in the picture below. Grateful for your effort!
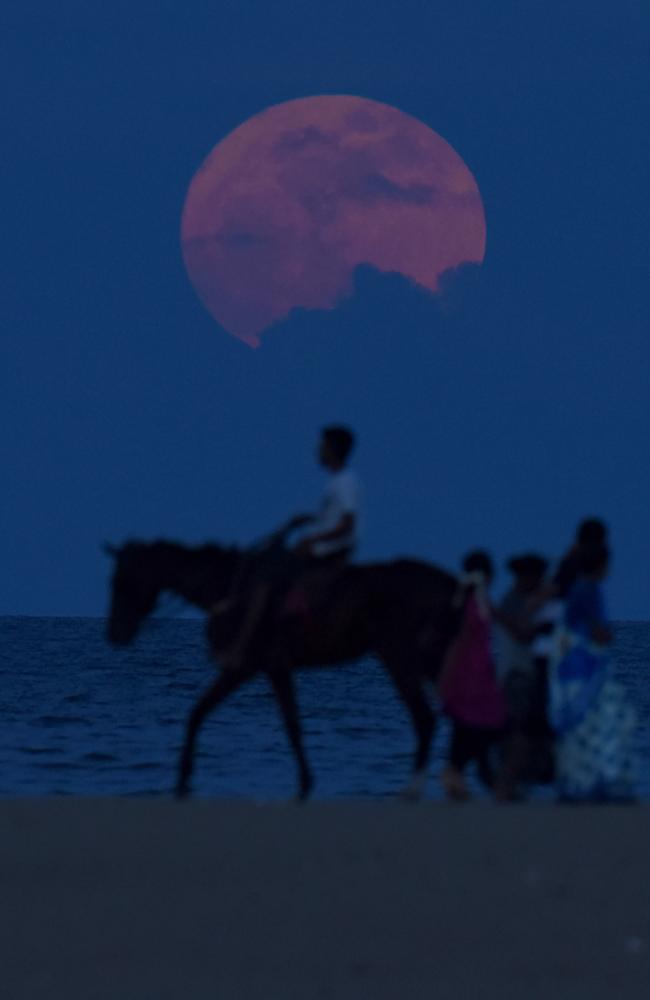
[221,425,361,671]
[105,426,460,799]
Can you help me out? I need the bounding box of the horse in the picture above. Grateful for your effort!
[105,538,460,800]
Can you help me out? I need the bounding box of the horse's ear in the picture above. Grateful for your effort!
[102,542,119,558]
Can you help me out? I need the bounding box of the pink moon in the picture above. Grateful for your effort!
[181,95,486,347]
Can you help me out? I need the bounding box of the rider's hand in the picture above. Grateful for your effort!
[287,514,315,531]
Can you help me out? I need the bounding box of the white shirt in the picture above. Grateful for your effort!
[494,626,533,680]
[531,599,563,658]
[310,468,361,557]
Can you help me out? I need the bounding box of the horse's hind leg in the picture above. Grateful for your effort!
[386,666,435,801]
[268,670,313,801]
[176,671,248,798]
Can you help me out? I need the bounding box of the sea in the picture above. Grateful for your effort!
[1,617,648,800]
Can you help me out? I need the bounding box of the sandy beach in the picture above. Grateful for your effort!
[2,800,648,999]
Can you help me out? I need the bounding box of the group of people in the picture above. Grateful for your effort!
[438,521,637,803]
[223,424,636,804]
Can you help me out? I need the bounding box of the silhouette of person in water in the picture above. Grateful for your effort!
[437,551,507,801]
[221,426,360,671]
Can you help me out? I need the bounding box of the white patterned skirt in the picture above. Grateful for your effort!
[555,677,637,801]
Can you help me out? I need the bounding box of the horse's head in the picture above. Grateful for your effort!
[104,541,161,645]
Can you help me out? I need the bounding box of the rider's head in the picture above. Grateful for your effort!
[319,425,355,470]
[576,518,607,547]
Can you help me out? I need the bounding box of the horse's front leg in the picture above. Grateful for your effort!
[385,665,435,801]
[268,669,313,801]
[176,670,249,798]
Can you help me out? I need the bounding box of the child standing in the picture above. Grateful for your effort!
[438,551,506,801]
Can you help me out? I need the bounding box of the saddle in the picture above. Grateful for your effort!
[279,564,343,622]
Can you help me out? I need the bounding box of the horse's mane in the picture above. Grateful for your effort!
[120,538,239,563]
[115,538,243,611]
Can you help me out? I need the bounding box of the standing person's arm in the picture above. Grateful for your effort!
[590,587,612,645]
[570,581,612,645]
[493,606,536,642]
[493,590,535,642]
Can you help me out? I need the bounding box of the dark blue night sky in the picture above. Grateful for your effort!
[2,1,648,616]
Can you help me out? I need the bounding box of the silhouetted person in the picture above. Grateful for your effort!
[554,517,608,598]
[438,551,506,801]
[549,543,636,802]
[222,426,361,671]
[495,554,551,797]
[292,425,360,561]
[521,521,609,791]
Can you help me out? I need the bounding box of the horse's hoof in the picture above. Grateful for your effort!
[175,781,191,800]
[296,776,313,803]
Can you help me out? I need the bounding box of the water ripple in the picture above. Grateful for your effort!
[0,616,648,800]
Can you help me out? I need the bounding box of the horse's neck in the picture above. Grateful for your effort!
[155,543,240,612]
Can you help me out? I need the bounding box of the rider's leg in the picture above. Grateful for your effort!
[221,582,271,671]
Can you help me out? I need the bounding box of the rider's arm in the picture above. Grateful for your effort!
[285,513,316,532]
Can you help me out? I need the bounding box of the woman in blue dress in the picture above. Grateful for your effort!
[549,545,636,802]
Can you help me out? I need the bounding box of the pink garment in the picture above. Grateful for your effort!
[440,593,506,729]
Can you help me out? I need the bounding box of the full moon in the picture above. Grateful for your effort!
[181,95,486,346]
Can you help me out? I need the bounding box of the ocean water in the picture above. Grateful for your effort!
[1,617,648,800]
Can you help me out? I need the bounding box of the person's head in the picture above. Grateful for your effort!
[319,425,355,470]
[576,518,607,548]
[462,549,493,584]
[579,543,610,580]
[507,553,548,593]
